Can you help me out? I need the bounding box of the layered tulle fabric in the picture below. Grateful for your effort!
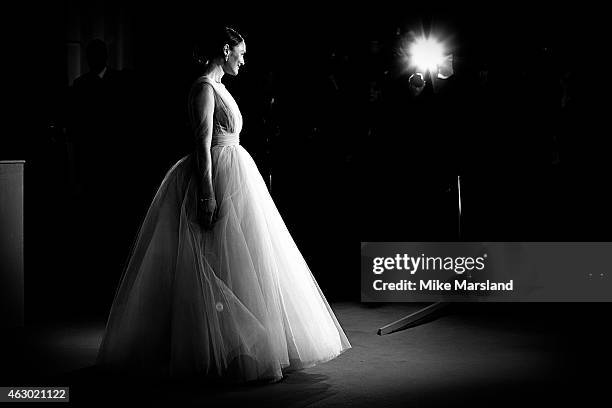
[96,79,351,382]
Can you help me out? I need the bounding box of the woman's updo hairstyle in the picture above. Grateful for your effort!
[192,26,244,67]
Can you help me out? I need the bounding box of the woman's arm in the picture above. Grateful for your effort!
[191,82,217,228]
[192,82,215,200]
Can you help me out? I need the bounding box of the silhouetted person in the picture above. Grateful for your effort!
[361,66,457,241]
[70,39,126,196]
[67,39,130,315]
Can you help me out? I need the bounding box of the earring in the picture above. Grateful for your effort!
[225,54,229,62]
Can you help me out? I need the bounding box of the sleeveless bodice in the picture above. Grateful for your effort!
[188,77,243,146]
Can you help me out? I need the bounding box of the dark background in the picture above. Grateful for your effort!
[1,1,608,323]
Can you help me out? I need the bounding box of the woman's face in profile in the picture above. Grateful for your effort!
[224,41,246,76]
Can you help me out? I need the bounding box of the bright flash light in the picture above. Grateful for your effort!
[410,37,445,73]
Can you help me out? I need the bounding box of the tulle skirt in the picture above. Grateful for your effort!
[95,144,351,382]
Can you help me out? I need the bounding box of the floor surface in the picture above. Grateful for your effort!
[0,302,607,406]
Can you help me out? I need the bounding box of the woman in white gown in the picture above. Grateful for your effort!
[95,27,351,383]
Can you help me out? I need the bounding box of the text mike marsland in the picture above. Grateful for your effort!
[372,279,514,291]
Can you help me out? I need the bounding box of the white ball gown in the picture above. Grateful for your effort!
[95,77,351,382]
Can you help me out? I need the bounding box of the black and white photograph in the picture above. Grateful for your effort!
[0,1,610,406]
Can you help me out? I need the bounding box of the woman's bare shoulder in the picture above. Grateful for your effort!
[190,78,215,100]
